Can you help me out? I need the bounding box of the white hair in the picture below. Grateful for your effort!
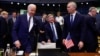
[67,1,77,8]
[27,4,36,10]
[89,7,97,12]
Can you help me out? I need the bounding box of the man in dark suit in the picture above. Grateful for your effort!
[12,4,39,56]
[62,1,86,52]
[0,11,8,49]
[84,7,98,52]
[38,13,47,43]
[45,14,62,48]
[8,12,17,48]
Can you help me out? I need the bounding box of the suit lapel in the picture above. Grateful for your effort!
[24,14,29,30]
[29,17,37,32]
[11,19,14,25]
[71,13,79,27]
[67,14,71,27]
[33,17,35,27]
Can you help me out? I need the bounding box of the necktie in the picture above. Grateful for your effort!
[51,23,57,42]
[28,17,31,27]
[70,15,73,25]
[28,17,32,32]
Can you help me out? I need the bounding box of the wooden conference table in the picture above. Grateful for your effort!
[69,53,100,56]
[10,52,100,56]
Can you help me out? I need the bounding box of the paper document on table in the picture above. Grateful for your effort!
[37,43,56,49]
[16,50,24,55]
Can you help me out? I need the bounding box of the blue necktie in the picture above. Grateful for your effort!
[70,15,73,25]
[51,23,57,42]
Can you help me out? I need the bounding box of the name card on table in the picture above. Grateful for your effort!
[37,43,56,49]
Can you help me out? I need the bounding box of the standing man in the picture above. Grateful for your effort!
[12,4,39,56]
[38,13,47,43]
[45,14,62,48]
[0,11,8,49]
[62,1,85,52]
[85,7,98,52]
[8,12,17,48]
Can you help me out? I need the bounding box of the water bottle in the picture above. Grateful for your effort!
[5,44,10,56]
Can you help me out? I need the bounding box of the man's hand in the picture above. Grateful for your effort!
[78,41,84,50]
[40,30,45,33]
[62,39,66,45]
[41,41,46,45]
[47,39,51,43]
[14,40,21,49]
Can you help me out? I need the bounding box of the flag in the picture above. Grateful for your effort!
[64,33,74,49]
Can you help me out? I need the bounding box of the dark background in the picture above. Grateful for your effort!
[0,0,100,15]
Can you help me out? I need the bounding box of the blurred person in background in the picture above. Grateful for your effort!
[84,7,98,52]
[38,13,47,43]
[96,10,100,35]
[45,14,62,48]
[0,8,3,16]
[0,11,8,50]
[55,11,64,28]
[8,12,17,48]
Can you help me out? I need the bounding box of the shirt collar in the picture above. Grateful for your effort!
[27,13,30,20]
[27,13,33,20]
[70,11,77,16]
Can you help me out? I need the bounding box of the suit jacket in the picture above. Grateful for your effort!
[45,22,62,42]
[12,14,39,51]
[8,18,17,47]
[63,13,86,45]
[85,14,98,45]
[96,14,100,34]
[8,18,15,34]
[0,16,8,48]
[38,18,47,42]
[0,17,8,38]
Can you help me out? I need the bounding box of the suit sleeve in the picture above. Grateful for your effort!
[0,19,2,37]
[0,18,7,37]
[8,19,12,35]
[45,25,51,40]
[62,16,68,39]
[80,15,86,42]
[12,16,21,43]
[87,17,98,34]
[57,22,62,39]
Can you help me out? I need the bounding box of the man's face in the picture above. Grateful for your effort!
[91,9,97,16]
[48,16,55,23]
[3,14,8,19]
[57,12,60,16]
[67,3,75,14]
[42,14,47,19]
[28,7,36,16]
[12,12,17,18]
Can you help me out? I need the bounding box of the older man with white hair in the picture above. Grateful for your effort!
[12,4,39,56]
[62,1,86,52]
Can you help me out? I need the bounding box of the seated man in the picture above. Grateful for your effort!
[45,14,62,48]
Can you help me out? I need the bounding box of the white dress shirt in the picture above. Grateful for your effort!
[55,16,64,25]
[12,17,16,23]
[70,11,77,22]
[27,13,34,32]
